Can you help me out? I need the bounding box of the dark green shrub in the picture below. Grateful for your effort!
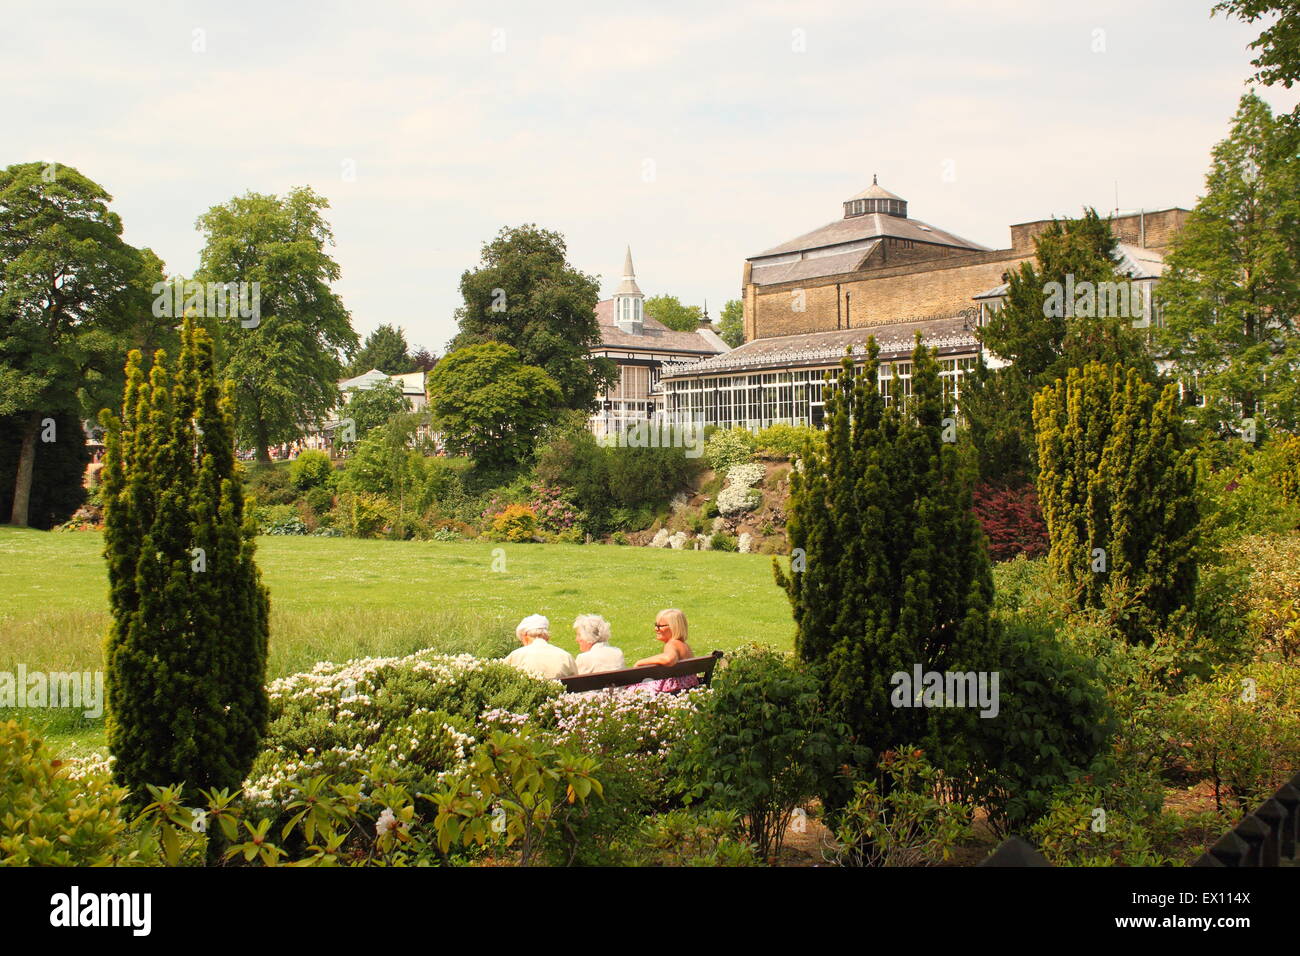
[776,341,997,809]
[673,645,843,860]
[537,427,701,534]
[962,618,1114,835]
[243,462,297,505]
[304,485,334,515]
[710,532,737,552]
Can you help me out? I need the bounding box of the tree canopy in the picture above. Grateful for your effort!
[644,294,702,332]
[962,210,1154,484]
[349,323,411,375]
[718,299,745,348]
[0,161,163,525]
[1156,92,1300,435]
[450,224,615,412]
[427,342,562,472]
[194,186,357,462]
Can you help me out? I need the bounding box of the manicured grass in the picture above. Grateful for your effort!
[0,527,794,755]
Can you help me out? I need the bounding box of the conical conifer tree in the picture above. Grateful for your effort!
[1032,362,1198,641]
[776,334,997,802]
[100,318,270,802]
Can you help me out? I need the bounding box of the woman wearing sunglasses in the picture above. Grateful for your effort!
[632,608,700,693]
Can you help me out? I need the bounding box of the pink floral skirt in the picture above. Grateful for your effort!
[642,674,701,694]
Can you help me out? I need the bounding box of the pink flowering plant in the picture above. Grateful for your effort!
[526,483,588,535]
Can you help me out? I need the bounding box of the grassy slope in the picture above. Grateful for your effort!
[0,527,793,754]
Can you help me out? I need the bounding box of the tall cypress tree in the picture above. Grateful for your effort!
[1032,362,1198,641]
[776,334,996,802]
[101,318,269,804]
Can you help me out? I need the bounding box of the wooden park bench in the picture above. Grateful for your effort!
[559,650,724,694]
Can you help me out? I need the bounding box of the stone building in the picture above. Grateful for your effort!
[659,178,1187,429]
[588,247,728,436]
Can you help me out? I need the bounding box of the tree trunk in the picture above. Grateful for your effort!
[255,418,271,464]
[8,412,40,527]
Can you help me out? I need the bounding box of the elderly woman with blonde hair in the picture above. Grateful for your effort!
[633,608,700,693]
[572,614,625,675]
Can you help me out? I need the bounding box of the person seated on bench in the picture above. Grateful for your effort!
[572,614,625,675]
[632,608,700,693]
[504,614,576,680]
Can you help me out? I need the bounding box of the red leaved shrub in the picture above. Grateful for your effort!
[973,481,1048,562]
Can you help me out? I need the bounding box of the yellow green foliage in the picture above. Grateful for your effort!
[1226,534,1300,660]
[0,720,135,866]
[490,504,538,542]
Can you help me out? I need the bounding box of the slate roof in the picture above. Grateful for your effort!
[752,212,989,261]
[594,300,729,355]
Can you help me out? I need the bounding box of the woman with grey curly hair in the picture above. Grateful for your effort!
[572,613,625,675]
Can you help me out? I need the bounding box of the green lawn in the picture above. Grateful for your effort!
[0,527,793,755]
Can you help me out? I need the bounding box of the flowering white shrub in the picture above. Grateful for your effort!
[726,462,766,488]
[717,463,765,516]
[244,649,560,810]
[538,684,711,804]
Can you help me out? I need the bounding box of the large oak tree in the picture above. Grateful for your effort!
[0,162,163,526]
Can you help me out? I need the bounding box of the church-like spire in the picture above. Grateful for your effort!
[613,245,645,332]
[615,245,642,296]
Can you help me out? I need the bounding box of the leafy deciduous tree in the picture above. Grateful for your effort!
[644,294,702,332]
[0,162,162,525]
[427,343,562,472]
[194,187,357,462]
[718,298,745,348]
[451,225,615,412]
[1156,92,1300,435]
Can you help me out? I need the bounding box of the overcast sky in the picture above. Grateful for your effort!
[5,1,1294,353]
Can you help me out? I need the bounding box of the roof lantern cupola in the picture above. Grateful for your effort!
[843,174,908,220]
[613,245,645,334]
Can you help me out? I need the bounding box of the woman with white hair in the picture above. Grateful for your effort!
[503,613,576,680]
[572,614,625,675]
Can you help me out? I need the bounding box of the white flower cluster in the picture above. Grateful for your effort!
[717,463,765,516]
[63,752,115,781]
[540,684,710,762]
[266,650,492,709]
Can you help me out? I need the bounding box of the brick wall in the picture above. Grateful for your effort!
[1010,208,1189,253]
[740,207,1189,343]
[748,250,1029,340]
